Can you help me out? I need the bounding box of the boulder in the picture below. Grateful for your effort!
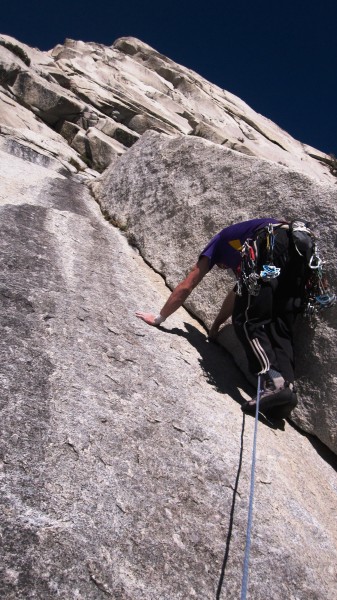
[86,127,125,171]
[59,120,81,145]
[95,116,140,147]
[58,124,125,172]
[69,128,89,159]
[10,70,85,125]
[95,131,337,454]
[127,112,180,135]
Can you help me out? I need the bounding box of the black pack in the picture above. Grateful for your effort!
[289,219,314,263]
[289,219,335,315]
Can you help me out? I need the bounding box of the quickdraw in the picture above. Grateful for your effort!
[304,242,335,317]
[265,223,276,263]
[239,240,261,296]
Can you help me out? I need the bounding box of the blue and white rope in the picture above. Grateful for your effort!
[240,375,261,600]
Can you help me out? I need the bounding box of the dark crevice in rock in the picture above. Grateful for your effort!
[230,111,289,152]
[288,419,337,472]
[82,136,94,170]
[90,186,209,332]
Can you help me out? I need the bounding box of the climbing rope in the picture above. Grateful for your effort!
[240,375,261,600]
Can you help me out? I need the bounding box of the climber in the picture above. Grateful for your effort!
[136,217,332,419]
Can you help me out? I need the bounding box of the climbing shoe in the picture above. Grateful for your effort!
[242,381,296,416]
[262,391,298,419]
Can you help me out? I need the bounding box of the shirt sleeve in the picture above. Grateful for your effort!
[199,233,222,270]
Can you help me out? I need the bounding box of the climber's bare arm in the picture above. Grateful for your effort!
[136,256,210,326]
[208,288,236,339]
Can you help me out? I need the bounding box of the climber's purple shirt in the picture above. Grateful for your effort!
[200,218,282,273]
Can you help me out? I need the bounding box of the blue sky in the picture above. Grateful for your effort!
[2,0,336,154]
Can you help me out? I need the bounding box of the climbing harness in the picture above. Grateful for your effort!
[240,375,262,600]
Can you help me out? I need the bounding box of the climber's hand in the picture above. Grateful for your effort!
[136,312,162,326]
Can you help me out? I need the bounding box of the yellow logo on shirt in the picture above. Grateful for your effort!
[228,239,242,251]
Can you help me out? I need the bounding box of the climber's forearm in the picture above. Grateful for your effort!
[136,256,210,326]
[159,282,195,318]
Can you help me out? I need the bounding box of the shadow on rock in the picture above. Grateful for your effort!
[289,419,337,473]
[160,322,286,430]
[160,321,251,401]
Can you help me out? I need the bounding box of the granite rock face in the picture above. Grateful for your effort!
[1,141,337,600]
[0,33,336,180]
[1,32,337,599]
[95,131,337,454]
